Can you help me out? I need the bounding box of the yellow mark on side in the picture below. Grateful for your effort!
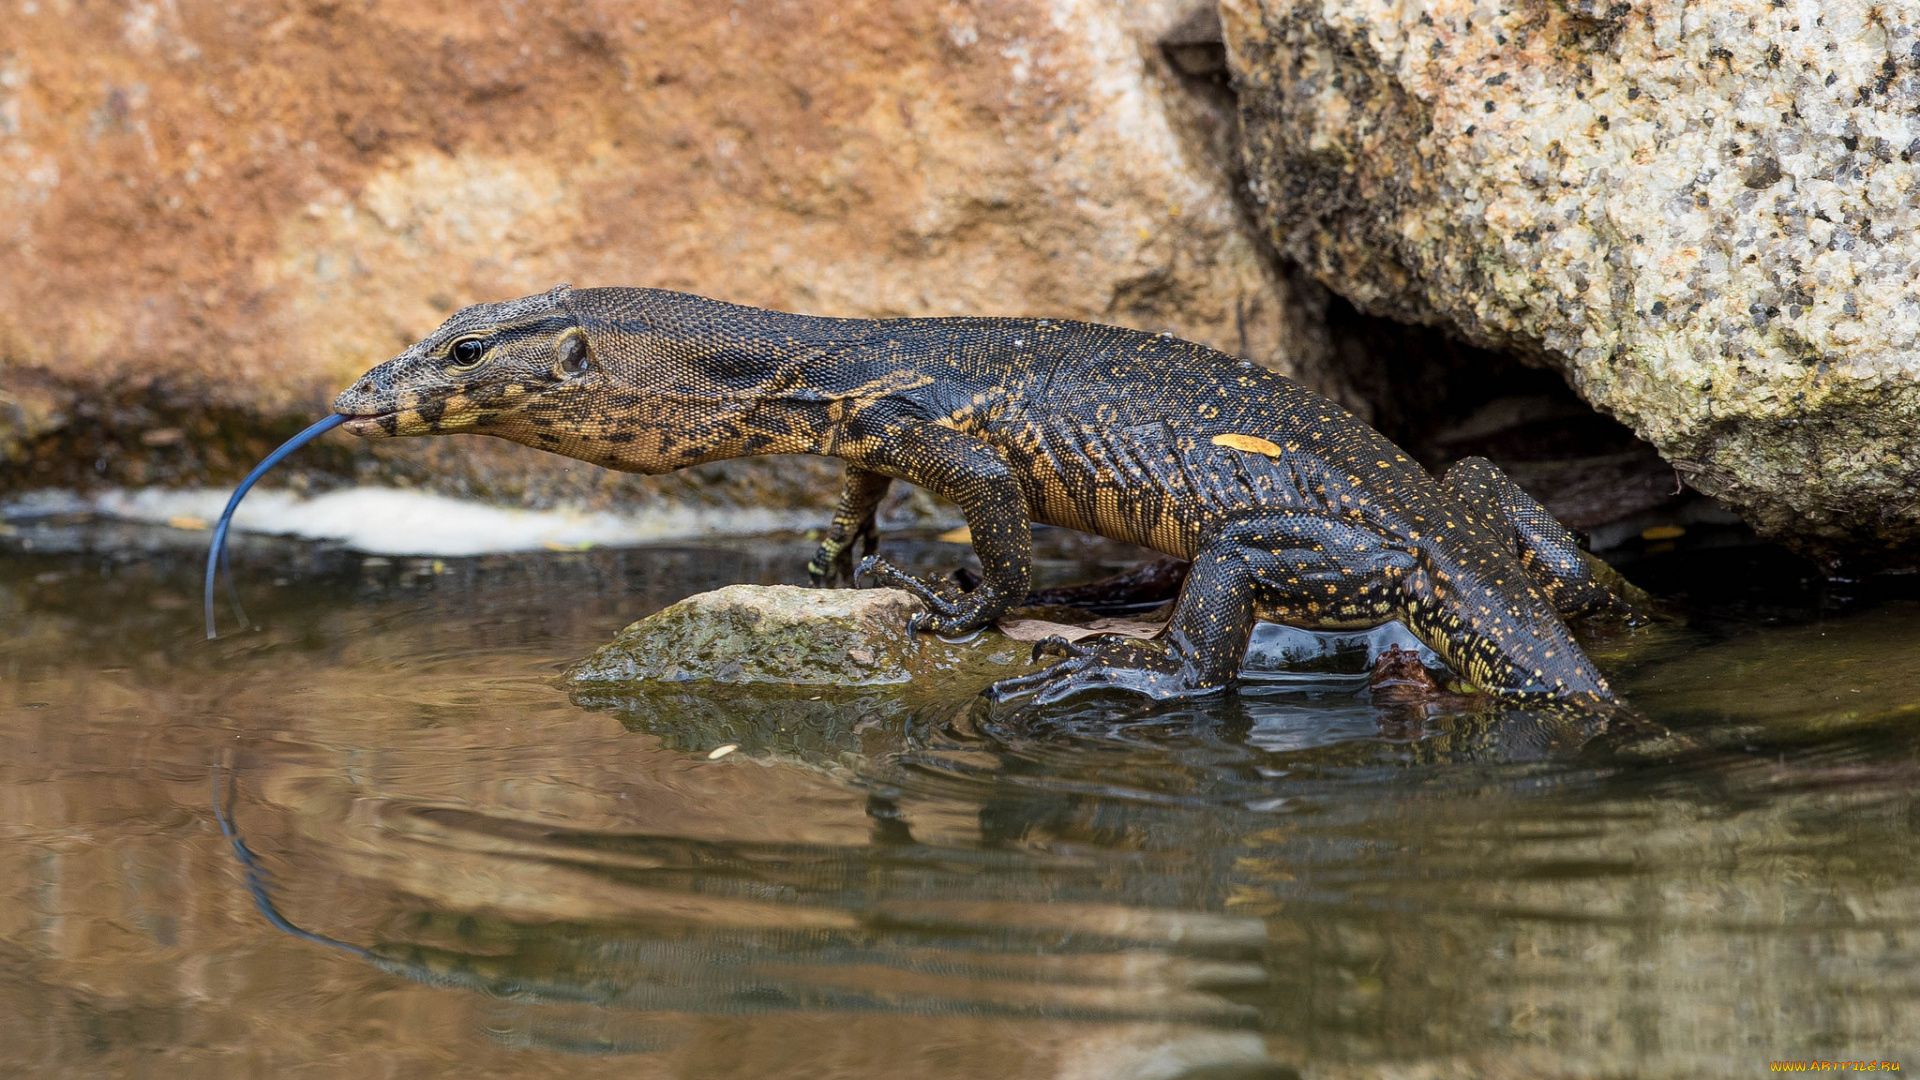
[167,515,209,531]
[1212,433,1283,458]
[1641,525,1686,541]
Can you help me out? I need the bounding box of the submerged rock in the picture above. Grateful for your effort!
[1223,0,1920,560]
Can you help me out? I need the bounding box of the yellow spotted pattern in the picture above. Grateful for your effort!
[332,285,1627,704]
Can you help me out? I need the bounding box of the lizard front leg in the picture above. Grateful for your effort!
[845,422,1032,636]
[808,466,890,587]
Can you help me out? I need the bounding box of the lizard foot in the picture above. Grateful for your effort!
[807,520,880,588]
[857,555,999,635]
[984,635,1222,706]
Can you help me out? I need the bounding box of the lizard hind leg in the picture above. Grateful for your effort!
[1440,456,1644,621]
[987,510,1411,706]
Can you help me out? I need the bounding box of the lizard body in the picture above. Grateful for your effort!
[332,285,1626,703]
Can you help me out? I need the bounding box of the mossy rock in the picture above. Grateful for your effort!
[563,584,1037,688]
[563,585,1041,759]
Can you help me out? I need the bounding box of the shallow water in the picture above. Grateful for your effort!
[2,514,1917,1078]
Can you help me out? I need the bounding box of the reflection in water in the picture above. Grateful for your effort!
[3,515,1920,1076]
[215,758,1271,1030]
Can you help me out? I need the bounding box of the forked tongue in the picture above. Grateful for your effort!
[203,413,348,640]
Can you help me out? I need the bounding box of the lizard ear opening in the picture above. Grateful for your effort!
[554,329,593,378]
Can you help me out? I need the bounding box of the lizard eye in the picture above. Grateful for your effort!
[449,338,488,369]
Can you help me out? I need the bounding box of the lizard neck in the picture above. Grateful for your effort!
[536,287,909,472]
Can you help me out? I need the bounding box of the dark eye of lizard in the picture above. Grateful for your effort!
[449,338,487,368]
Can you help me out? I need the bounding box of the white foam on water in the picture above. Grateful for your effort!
[63,487,816,556]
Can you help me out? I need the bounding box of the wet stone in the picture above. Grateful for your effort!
[563,584,1038,689]
[563,584,1045,761]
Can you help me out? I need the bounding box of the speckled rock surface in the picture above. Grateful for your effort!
[564,583,1040,756]
[564,584,1035,687]
[1223,0,1920,559]
[0,0,1324,515]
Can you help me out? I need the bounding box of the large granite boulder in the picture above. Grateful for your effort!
[1223,0,1920,560]
[0,0,1323,514]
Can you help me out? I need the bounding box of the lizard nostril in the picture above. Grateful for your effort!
[353,378,373,393]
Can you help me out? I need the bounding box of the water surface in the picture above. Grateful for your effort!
[2,514,1916,1078]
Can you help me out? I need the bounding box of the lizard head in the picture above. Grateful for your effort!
[334,284,822,473]
[332,284,602,442]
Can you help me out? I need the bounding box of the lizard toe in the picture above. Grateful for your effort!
[808,543,858,588]
[908,596,997,636]
[857,556,958,612]
[1031,635,1094,663]
[987,639,1220,705]
[984,657,1093,702]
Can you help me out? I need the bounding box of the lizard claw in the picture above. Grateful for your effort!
[1030,635,1093,664]
[859,555,958,611]
[860,555,1003,636]
[809,512,881,588]
[986,638,1219,705]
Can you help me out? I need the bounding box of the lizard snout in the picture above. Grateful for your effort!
[332,361,408,417]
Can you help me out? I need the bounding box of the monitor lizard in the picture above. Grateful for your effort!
[328,285,1633,705]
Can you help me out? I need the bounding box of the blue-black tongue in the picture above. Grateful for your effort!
[203,412,349,640]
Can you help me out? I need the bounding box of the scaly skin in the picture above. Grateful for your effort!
[332,285,1628,704]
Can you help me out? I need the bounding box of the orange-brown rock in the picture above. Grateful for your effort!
[0,0,1322,516]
